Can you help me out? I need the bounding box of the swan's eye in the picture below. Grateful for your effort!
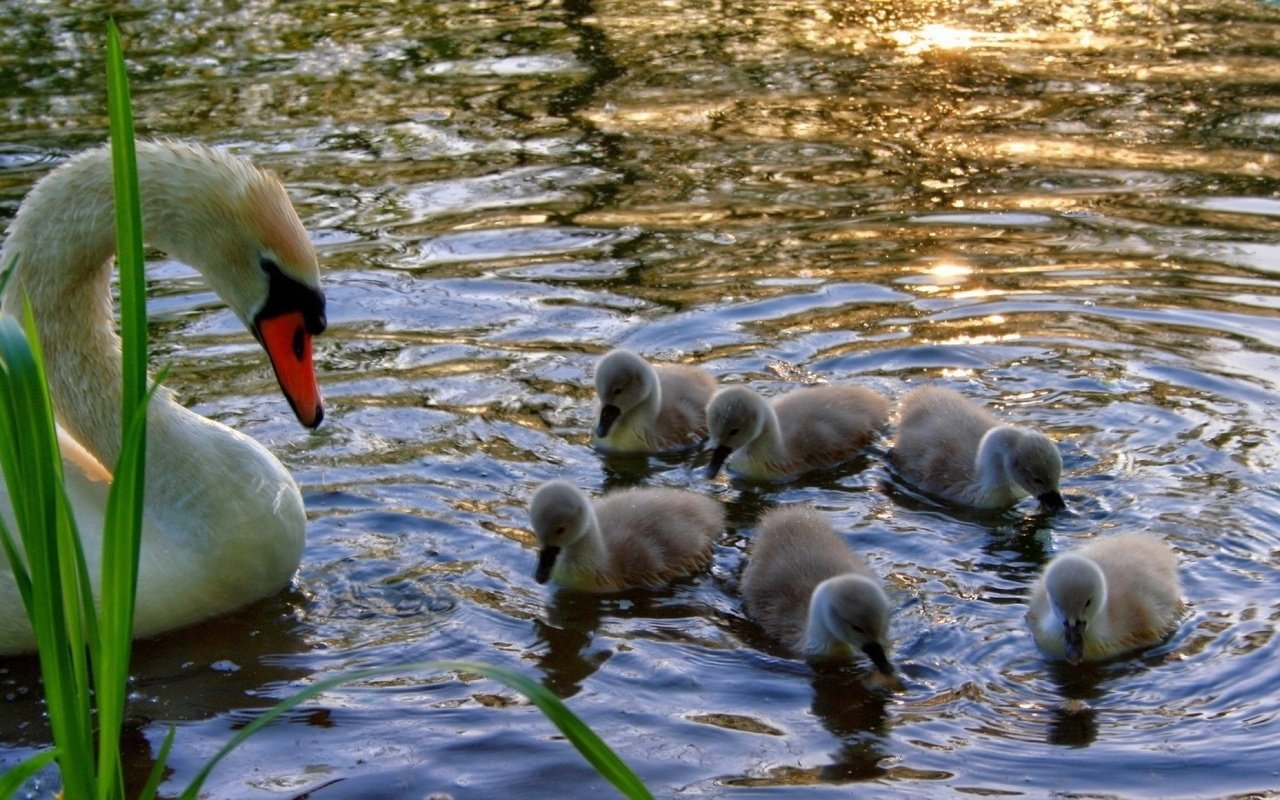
[257,255,327,335]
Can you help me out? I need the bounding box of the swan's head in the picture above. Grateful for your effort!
[594,349,657,437]
[1044,553,1106,663]
[807,574,894,675]
[529,479,594,584]
[705,386,768,477]
[1008,429,1064,511]
[142,142,327,428]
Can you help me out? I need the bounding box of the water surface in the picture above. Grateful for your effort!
[3,1,1280,798]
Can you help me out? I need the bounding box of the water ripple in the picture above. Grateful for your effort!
[4,1,1280,798]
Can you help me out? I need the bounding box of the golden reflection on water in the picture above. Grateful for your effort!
[927,262,974,281]
[4,1,1280,798]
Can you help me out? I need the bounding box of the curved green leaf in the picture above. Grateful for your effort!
[0,749,58,800]
[178,661,653,800]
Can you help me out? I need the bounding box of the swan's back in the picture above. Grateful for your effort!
[741,505,874,653]
[1027,533,1182,661]
[890,386,996,495]
[773,385,889,471]
[594,487,724,588]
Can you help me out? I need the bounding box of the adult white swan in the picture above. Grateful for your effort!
[0,140,326,655]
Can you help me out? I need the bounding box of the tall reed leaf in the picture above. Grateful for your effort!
[106,20,147,415]
[95,19,151,800]
[0,312,95,799]
[0,19,154,800]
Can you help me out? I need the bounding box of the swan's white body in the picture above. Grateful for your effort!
[0,141,326,655]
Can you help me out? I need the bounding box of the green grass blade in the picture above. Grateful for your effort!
[434,661,654,800]
[0,314,96,800]
[19,304,97,790]
[136,727,177,800]
[106,19,147,416]
[0,749,58,800]
[19,305,99,797]
[0,335,34,610]
[0,20,153,800]
[177,661,652,800]
[98,20,151,800]
[95,390,156,800]
[174,667,383,800]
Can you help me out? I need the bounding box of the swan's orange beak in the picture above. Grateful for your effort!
[257,310,324,428]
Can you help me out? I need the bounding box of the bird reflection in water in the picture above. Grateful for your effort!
[810,663,893,781]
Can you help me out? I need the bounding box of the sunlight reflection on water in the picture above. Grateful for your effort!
[2,1,1280,798]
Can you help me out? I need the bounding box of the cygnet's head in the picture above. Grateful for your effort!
[705,386,769,476]
[808,574,894,675]
[1008,429,1065,512]
[1044,553,1107,663]
[529,480,594,583]
[594,349,657,437]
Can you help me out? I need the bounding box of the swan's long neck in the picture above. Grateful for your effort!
[3,150,129,465]
[1,143,259,468]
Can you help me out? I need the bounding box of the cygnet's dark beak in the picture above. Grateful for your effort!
[1038,490,1066,513]
[1063,618,1085,663]
[596,405,621,438]
[707,444,732,478]
[534,545,561,584]
[862,641,894,676]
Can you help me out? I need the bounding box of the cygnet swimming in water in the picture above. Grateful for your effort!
[591,348,718,454]
[705,384,889,482]
[741,505,894,675]
[1026,533,1183,663]
[890,385,1065,511]
[529,479,724,592]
